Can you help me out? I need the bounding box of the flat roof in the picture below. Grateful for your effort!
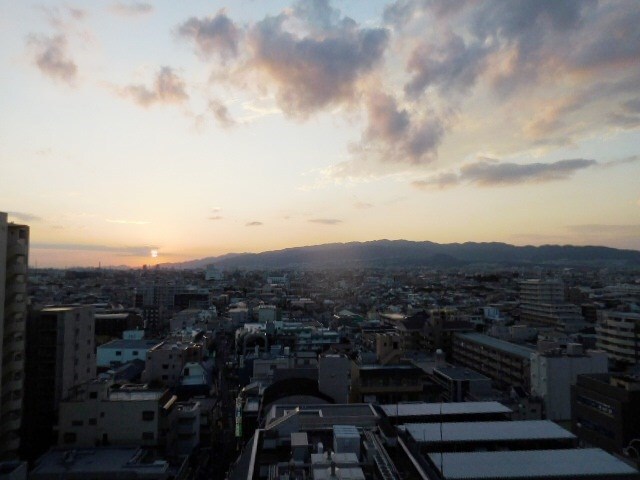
[434,366,490,381]
[98,339,160,350]
[405,420,574,444]
[428,449,638,479]
[381,402,512,418]
[455,333,535,359]
[30,447,169,476]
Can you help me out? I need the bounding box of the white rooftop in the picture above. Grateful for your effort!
[381,402,512,418]
[428,448,638,478]
[405,420,575,443]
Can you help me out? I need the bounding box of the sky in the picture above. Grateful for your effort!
[1,0,639,267]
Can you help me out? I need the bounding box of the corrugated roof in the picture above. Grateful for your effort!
[405,420,574,443]
[428,448,638,478]
[380,402,511,417]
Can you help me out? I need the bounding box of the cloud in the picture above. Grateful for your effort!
[27,34,77,84]
[352,91,447,165]
[110,2,154,17]
[413,157,597,189]
[209,99,236,128]
[208,215,223,220]
[246,221,263,226]
[245,8,389,118]
[177,10,240,60]
[31,242,159,256]
[119,67,188,107]
[567,224,640,236]
[7,212,42,222]
[106,219,151,225]
[354,201,374,209]
[602,155,640,169]
[405,30,489,98]
[309,218,342,225]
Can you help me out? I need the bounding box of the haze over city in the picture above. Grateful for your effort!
[1,0,639,267]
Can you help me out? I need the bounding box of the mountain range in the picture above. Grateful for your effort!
[161,240,640,269]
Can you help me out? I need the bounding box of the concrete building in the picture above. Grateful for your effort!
[23,305,96,461]
[596,311,640,365]
[175,401,200,456]
[431,366,493,402]
[0,212,29,459]
[97,339,161,369]
[350,363,427,403]
[58,376,178,451]
[530,344,608,421]
[452,332,535,391]
[318,354,350,403]
[571,373,640,455]
[142,338,204,388]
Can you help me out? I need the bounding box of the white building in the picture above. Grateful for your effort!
[530,344,608,420]
[96,339,161,368]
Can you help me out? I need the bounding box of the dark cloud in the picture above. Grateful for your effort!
[209,99,236,128]
[178,10,240,60]
[27,34,77,84]
[460,158,596,186]
[246,221,263,226]
[110,2,154,16]
[293,0,341,31]
[120,67,188,107]
[309,218,342,225]
[7,212,42,223]
[356,91,447,164]
[405,30,488,98]
[413,158,597,189]
[247,10,389,117]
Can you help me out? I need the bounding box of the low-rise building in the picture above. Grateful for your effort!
[96,339,161,369]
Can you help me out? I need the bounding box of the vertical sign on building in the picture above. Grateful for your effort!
[235,396,242,438]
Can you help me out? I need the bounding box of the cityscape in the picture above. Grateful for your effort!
[2,0,640,479]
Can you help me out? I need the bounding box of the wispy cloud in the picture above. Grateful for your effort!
[209,98,236,128]
[246,221,263,226]
[412,158,597,190]
[106,219,151,225]
[32,242,159,256]
[110,2,153,17]
[208,215,223,220]
[354,201,374,209]
[309,218,342,225]
[8,212,42,222]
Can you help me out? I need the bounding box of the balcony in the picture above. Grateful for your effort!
[7,242,27,258]
[1,412,22,432]
[4,319,25,336]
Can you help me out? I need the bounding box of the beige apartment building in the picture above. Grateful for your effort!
[0,212,29,459]
[58,375,178,451]
[142,338,204,387]
[596,310,640,364]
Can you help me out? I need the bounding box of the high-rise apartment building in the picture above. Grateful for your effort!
[0,212,29,460]
[22,305,96,461]
[520,279,585,331]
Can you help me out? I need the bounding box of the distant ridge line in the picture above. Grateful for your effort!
[159,239,640,269]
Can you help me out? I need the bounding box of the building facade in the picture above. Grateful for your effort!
[596,311,640,365]
[0,212,29,459]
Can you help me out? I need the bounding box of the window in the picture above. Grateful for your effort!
[89,418,97,425]
[161,375,168,380]
[142,432,154,440]
[89,392,98,399]
[162,364,169,370]
[142,411,155,421]
[115,351,122,356]
[63,432,77,444]
[133,351,138,356]
[72,420,84,427]
[100,412,105,418]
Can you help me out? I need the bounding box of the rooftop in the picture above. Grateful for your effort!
[98,339,161,350]
[427,448,638,479]
[405,420,574,444]
[380,401,512,418]
[455,332,535,359]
